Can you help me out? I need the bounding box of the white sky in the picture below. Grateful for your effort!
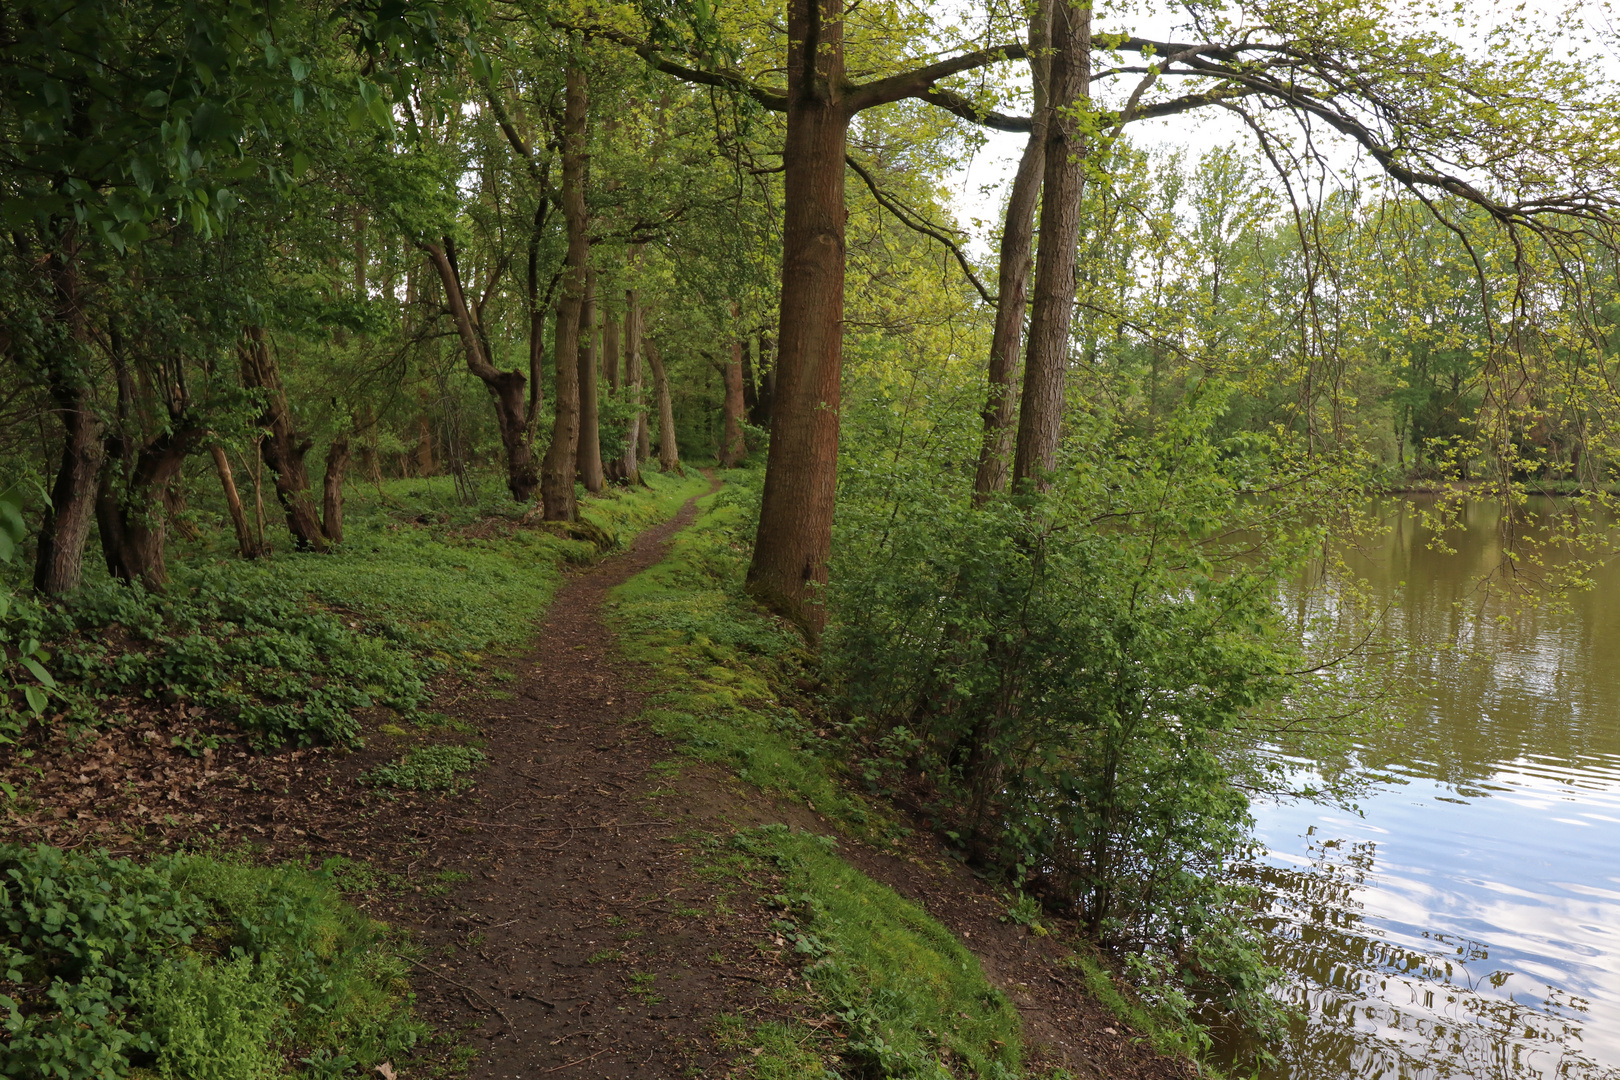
[942,0,1620,258]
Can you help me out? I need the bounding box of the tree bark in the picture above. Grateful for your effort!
[746,0,849,637]
[752,333,776,429]
[646,339,681,473]
[577,268,605,494]
[541,61,590,521]
[322,436,350,544]
[622,287,644,482]
[603,305,620,395]
[239,326,328,552]
[211,445,261,558]
[33,229,104,596]
[1011,0,1091,489]
[422,240,538,502]
[720,320,748,467]
[96,428,199,590]
[975,0,1054,502]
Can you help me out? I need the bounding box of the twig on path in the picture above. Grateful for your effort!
[447,817,671,832]
[544,1047,610,1073]
[409,958,514,1032]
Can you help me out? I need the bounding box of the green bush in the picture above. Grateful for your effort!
[829,388,1324,1037]
[0,844,420,1080]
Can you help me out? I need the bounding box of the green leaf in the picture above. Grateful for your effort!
[20,657,56,689]
[23,687,46,716]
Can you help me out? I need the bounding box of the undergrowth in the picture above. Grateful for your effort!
[362,744,486,793]
[0,472,707,747]
[0,843,419,1079]
[612,473,1022,1077]
[613,471,1229,1078]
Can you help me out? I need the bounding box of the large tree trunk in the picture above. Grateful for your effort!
[646,339,681,473]
[720,322,748,467]
[422,240,538,502]
[746,0,849,637]
[96,429,199,590]
[974,0,1054,503]
[239,326,328,552]
[541,61,590,521]
[322,436,350,544]
[1011,0,1091,489]
[577,268,605,494]
[210,445,262,558]
[33,230,104,596]
[622,287,644,482]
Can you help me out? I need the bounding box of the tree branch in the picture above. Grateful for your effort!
[845,154,994,305]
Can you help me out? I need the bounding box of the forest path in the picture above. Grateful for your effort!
[394,474,803,1078]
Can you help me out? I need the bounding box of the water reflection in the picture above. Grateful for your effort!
[1218,499,1620,1080]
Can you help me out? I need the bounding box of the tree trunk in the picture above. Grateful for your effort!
[974,0,1054,503]
[746,0,849,637]
[96,429,199,590]
[211,445,261,558]
[541,60,589,521]
[33,230,104,596]
[322,436,351,544]
[646,339,681,473]
[752,333,776,429]
[603,305,620,395]
[740,335,760,422]
[577,267,605,494]
[1011,0,1091,489]
[622,287,644,482]
[422,240,538,502]
[720,323,748,467]
[239,326,328,551]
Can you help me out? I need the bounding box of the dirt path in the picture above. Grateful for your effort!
[378,479,799,1076]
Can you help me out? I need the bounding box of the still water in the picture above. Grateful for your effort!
[1220,500,1620,1080]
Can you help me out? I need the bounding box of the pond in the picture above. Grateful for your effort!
[1216,498,1620,1080]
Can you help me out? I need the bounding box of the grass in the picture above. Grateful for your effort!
[0,844,420,1080]
[611,476,888,837]
[362,744,487,793]
[610,471,1023,1078]
[1,471,709,747]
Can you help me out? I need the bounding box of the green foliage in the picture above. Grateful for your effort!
[831,385,1323,1039]
[0,488,54,729]
[3,473,703,747]
[0,844,420,1080]
[611,477,876,831]
[362,744,486,792]
[734,825,1022,1079]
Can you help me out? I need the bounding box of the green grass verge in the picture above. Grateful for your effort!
[611,473,1022,1078]
[3,471,709,746]
[0,843,419,1080]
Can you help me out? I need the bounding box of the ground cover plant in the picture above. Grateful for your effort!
[0,844,419,1080]
[0,472,706,750]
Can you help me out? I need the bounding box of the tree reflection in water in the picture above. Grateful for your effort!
[1212,831,1616,1080]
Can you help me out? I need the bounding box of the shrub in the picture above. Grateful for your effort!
[0,844,420,1080]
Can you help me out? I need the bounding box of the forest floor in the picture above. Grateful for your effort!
[2,481,1202,1080]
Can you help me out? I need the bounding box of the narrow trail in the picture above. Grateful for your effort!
[390,478,779,1077]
